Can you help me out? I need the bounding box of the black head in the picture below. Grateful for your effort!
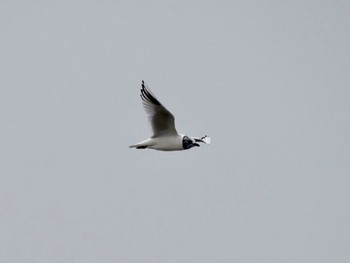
[182,136,200,150]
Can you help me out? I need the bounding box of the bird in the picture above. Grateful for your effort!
[129,81,210,151]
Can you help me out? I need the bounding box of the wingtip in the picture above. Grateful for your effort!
[139,81,161,106]
[141,80,145,93]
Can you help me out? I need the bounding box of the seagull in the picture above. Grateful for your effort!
[129,81,211,151]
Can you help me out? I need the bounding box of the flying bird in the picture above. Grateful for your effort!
[129,81,210,151]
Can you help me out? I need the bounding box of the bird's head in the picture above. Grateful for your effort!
[182,135,200,150]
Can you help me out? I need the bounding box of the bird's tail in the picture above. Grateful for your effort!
[129,139,153,149]
[129,144,147,149]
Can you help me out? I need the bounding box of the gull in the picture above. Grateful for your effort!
[129,81,210,151]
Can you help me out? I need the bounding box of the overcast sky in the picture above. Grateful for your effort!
[1,1,349,262]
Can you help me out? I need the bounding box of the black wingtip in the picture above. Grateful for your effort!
[139,81,161,106]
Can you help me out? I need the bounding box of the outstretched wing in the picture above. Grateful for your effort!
[140,81,178,137]
[194,135,211,144]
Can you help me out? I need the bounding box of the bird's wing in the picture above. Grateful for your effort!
[140,81,178,137]
[194,135,211,144]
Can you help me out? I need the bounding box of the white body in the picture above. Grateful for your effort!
[130,135,184,151]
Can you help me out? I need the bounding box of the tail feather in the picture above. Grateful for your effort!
[129,144,148,149]
[129,139,152,149]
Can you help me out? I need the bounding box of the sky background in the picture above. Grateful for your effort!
[1,0,349,262]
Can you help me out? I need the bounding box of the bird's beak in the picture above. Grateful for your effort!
[193,143,200,147]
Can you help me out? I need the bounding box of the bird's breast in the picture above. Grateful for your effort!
[149,136,184,151]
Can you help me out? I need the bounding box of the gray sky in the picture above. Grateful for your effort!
[1,1,349,262]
